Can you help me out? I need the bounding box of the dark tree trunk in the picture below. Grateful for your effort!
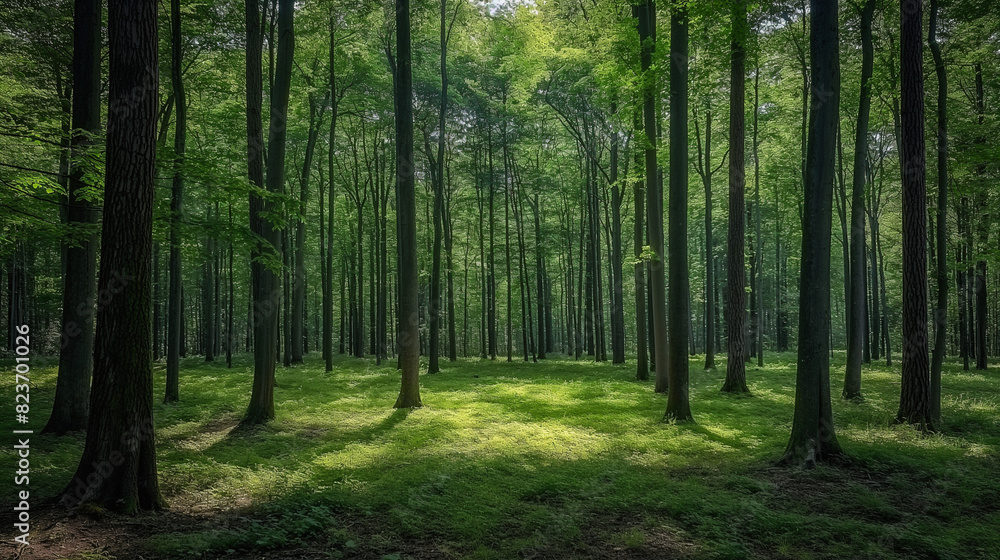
[973,64,988,371]
[844,0,875,401]
[723,0,749,394]
[896,0,932,430]
[243,0,293,426]
[58,0,165,512]
[533,195,548,360]
[45,0,101,435]
[633,112,649,380]
[204,208,215,363]
[393,0,422,408]
[293,92,322,365]
[694,108,716,370]
[928,0,947,422]
[781,0,844,465]
[636,0,668,393]
[665,0,692,422]
[164,0,186,402]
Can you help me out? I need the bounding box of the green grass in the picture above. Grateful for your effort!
[3,352,999,559]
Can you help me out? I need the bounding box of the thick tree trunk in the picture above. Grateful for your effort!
[781,0,844,465]
[896,0,932,430]
[58,0,165,512]
[45,0,101,434]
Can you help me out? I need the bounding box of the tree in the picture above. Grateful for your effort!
[781,0,843,465]
[928,0,947,423]
[394,0,422,409]
[635,0,668,393]
[243,0,295,426]
[633,111,649,380]
[43,0,101,435]
[843,0,875,401]
[58,0,165,512]
[896,0,932,429]
[693,107,724,372]
[665,0,692,422]
[164,0,186,403]
[723,0,749,394]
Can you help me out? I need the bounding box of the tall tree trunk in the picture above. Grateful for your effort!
[292,93,322,365]
[723,0,749,394]
[393,0,422,408]
[695,109,716,370]
[243,0,293,426]
[204,207,216,363]
[45,0,101,434]
[227,203,235,368]
[165,0,186,402]
[665,0,692,422]
[324,17,339,373]
[844,0,875,401]
[633,112,649,380]
[781,0,844,465]
[896,0,932,429]
[928,0,947,422]
[533,195,548,360]
[753,57,763,368]
[636,0,668,393]
[59,0,165,511]
[610,114,625,364]
[973,64,988,371]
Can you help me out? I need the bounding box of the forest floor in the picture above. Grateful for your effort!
[1,351,998,560]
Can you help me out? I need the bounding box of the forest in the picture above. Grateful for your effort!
[1,0,998,558]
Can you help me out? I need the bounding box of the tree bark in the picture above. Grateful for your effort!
[844,0,875,401]
[781,0,844,465]
[896,0,932,430]
[928,0,947,422]
[393,0,422,408]
[59,0,165,512]
[723,0,749,394]
[636,0,668,393]
[45,0,101,434]
[665,0,692,422]
[164,0,186,402]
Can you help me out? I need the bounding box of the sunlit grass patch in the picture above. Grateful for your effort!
[2,352,998,559]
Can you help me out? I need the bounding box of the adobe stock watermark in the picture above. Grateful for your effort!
[11,324,31,547]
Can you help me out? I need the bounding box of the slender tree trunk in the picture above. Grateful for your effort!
[928,0,947,422]
[636,0,668,392]
[45,0,101,434]
[844,0,875,401]
[896,0,932,429]
[165,0,186,401]
[973,64,988,371]
[633,113,649,379]
[665,0,692,422]
[723,0,749,394]
[243,0,293,426]
[753,58,763,368]
[59,0,165,512]
[393,0,422,408]
[781,0,844,465]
